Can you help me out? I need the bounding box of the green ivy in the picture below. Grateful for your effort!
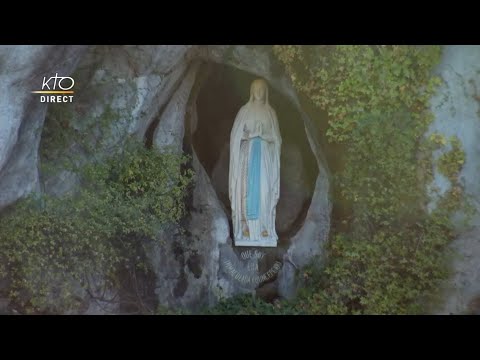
[437,136,465,183]
[202,294,302,315]
[39,103,124,178]
[0,139,194,314]
[266,45,466,314]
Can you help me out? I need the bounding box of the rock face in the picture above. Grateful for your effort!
[437,228,480,314]
[0,45,332,312]
[41,45,195,196]
[148,150,231,310]
[153,61,199,152]
[0,45,88,209]
[428,45,480,314]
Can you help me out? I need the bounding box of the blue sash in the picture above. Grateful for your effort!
[246,137,261,220]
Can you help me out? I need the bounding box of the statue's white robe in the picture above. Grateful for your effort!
[229,102,281,247]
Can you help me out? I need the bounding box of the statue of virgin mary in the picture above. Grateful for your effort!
[229,79,282,247]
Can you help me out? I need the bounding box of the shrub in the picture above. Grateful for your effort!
[202,294,302,315]
[0,139,194,314]
[268,45,465,314]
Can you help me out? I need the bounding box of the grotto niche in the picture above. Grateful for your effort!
[193,63,318,247]
[0,45,332,313]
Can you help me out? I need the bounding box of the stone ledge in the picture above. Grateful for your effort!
[234,239,277,248]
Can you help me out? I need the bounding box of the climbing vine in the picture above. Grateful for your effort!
[39,103,125,178]
[266,45,465,314]
[0,139,194,314]
[437,136,465,183]
[39,66,139,178]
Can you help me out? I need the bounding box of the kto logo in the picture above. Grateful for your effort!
[32,73,75,103]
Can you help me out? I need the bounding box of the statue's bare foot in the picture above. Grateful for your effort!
[243,230,250,237]
[261,230,269,237]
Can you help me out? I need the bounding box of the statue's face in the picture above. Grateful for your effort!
[252,82,266,102]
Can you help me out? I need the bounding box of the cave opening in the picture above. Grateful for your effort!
[193,63,319,240]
